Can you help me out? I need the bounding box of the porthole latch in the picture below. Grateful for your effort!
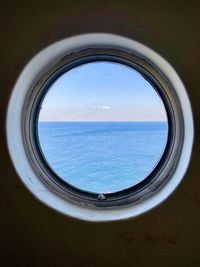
[98,194,106,200]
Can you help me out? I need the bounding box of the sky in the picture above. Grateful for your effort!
[39,61,167,122]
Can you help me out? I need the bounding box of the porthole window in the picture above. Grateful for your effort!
[37,61,168,194]
[7,33,193,221]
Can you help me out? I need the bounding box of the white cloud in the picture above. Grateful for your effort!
[97,105,112,110]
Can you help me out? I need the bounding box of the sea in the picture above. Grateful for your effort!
[38,121,168,193]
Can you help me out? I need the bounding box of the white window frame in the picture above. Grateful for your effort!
[6,33,193,221]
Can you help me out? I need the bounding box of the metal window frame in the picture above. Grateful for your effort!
[23,48,183,207]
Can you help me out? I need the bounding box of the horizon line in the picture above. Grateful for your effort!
[38,120,167,123]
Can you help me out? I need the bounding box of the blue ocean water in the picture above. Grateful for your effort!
[38,121,168,193]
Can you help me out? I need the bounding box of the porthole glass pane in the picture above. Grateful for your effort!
[37,61,168,194]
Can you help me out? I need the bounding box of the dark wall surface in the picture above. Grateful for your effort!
[1,1,200,266]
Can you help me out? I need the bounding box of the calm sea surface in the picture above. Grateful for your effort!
[38,121,168,193]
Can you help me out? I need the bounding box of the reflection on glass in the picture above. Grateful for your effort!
[38,62,168,193]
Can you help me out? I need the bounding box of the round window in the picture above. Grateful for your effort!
[37,61,168,194]
[7,33,193,221]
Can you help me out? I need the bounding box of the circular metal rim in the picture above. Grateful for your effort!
[6,33,194,221]
[25,50,177,207]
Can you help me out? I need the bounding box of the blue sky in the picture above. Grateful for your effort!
[39,61,167,121]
